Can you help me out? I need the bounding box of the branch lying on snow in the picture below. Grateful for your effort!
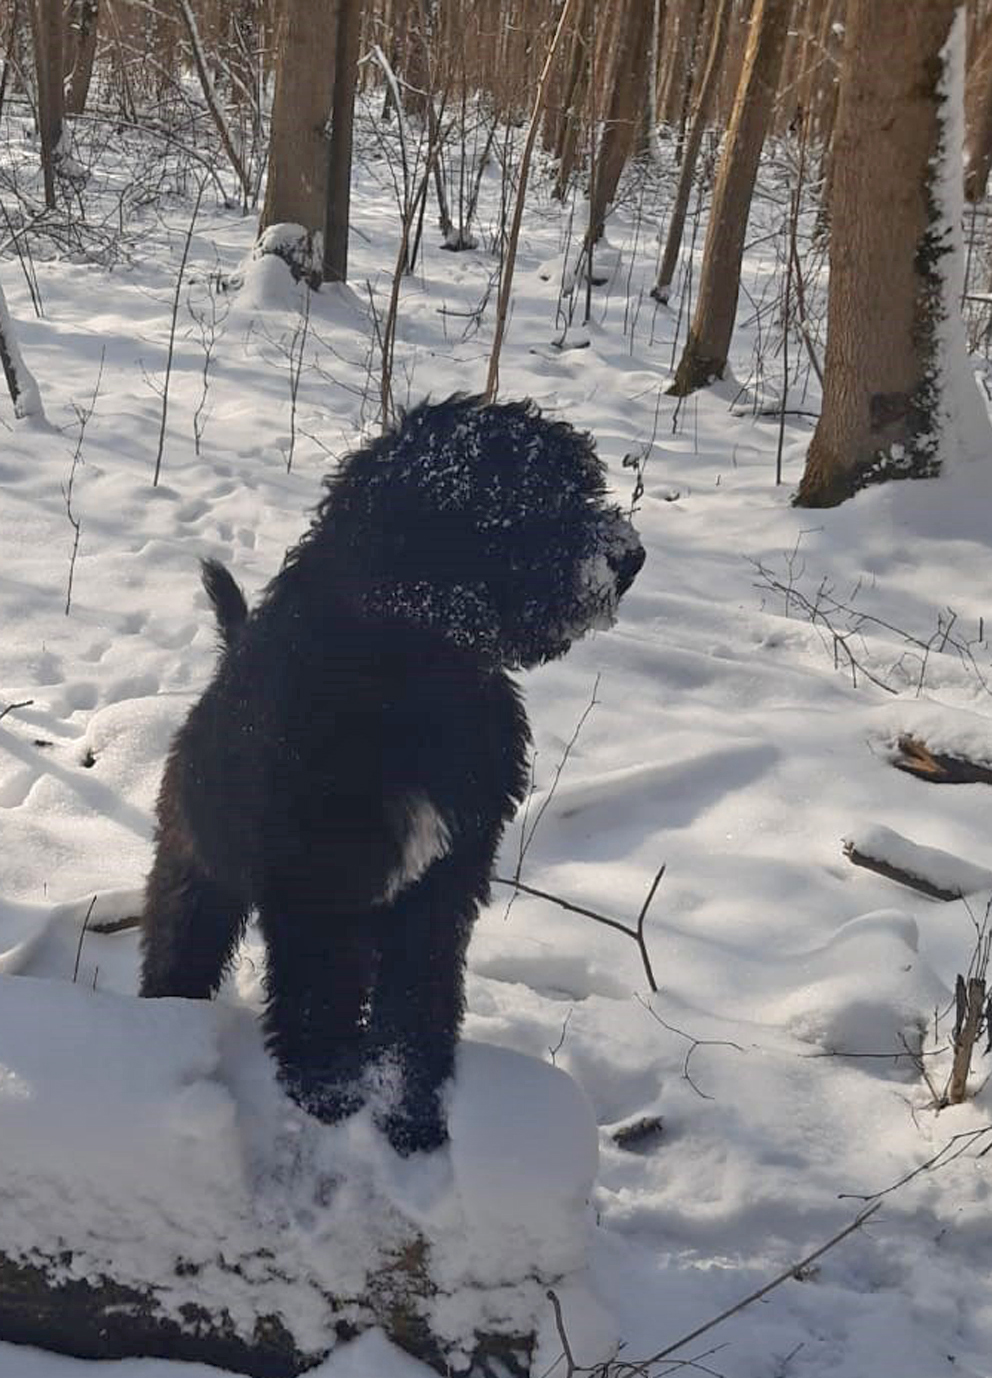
[547,1204,881,1376]
[842,824,992,902]
[0,699,33,722]
[492,866,663,994]
[839,1125,992,1204]
[634,993,744,1102]
[891,734,992,786]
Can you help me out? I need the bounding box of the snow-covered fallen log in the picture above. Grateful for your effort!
[843,823,992,901]
[0,976,605,1376]
[892,733,992,786]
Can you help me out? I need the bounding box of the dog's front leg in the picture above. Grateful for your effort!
[258,882,376,1124]
[370,856,481,1155]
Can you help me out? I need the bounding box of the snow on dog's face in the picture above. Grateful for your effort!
[320,396,645,669]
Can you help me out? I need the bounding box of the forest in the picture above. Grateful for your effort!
[1,3,992,1378]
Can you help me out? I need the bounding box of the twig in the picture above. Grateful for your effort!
[515,675,600,880]
[153,179,204,486]
[285,285,311,473]
[630,1204,881,1370]
[635,992,743,1099]
[839,1127,992,1203]
[546,1290,578,1377]
[63,348,105,616]
[492,866,662,994]
[72,895,98,984]
[0,699,32,722]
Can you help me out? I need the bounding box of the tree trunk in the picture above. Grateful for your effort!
[323,0,362,282]
[795,2,985,507]
[587,0,654,241]
[0,274,45,420]
[669,0,791,394]
[30,0,65,208]
[652,0,732,300]
[259,0,338,239]
[552,0,592,199]
[65,0,99,115]
[964,7,992,201]
[0,1240,534,1378]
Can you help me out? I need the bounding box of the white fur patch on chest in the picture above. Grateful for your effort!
[379,793,451,903]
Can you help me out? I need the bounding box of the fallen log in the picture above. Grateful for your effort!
[842,824,992,902]
[892,734,992,786]
[0,977,602,1376]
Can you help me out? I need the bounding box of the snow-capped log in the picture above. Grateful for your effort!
[842,823,992,902]
[892,733,992,786]
[0,977,603,1376]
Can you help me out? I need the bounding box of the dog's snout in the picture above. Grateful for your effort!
[616,540,645,596]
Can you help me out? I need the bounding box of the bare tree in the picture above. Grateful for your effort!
[29,0,65,207]
[586,0,653,242]
[65,0,99,115]
[796,2,991,506]
[964,2,992,202]
[259,0,338,258]
[323,0,362,281]
[652,0,732,301]
[669,0,791,394]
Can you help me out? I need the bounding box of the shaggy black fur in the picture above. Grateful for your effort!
[140,396,644,1154]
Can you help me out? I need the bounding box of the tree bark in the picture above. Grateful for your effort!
[795,2,973,507]
[65,0,99,115]
[652,0,732,300]
[964,6,992,201]
[323,0,363,282]
[259,0,338,238]
[669,0,791,394]
[0,1240,533,1378]
[29,0,65,208]
[587,0,654,241]
[0,274,44,420]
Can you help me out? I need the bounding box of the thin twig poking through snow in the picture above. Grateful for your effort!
[152,179,204,487]
[71,896,97,984]
[63,348,104,616]
[514,675,601,883]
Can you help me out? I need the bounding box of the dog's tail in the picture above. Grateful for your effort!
[201,558,249,647]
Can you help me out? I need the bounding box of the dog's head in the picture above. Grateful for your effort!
[316,396,645,669]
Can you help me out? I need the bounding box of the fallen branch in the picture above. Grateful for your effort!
[492,866,663,994]
[842,825,992,902]
[616,1204,881,1374]
[892,734,992,786]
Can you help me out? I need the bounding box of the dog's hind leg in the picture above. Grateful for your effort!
[140,844,248,999]
[257,881,376,1124]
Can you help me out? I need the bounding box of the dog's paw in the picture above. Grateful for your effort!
[376,1107,449,1157]
[283,1071,366,1127]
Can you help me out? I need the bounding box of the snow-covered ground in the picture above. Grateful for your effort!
[2,114,992,1377]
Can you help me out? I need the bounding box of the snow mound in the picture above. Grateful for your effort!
[0,975,604,1359]
[773,910,946,1059]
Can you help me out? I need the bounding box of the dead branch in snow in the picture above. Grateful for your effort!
[891,734,992,786]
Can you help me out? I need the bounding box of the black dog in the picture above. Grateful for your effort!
[140,396,644,1154]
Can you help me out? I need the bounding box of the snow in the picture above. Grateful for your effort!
[1,95,992,1378]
